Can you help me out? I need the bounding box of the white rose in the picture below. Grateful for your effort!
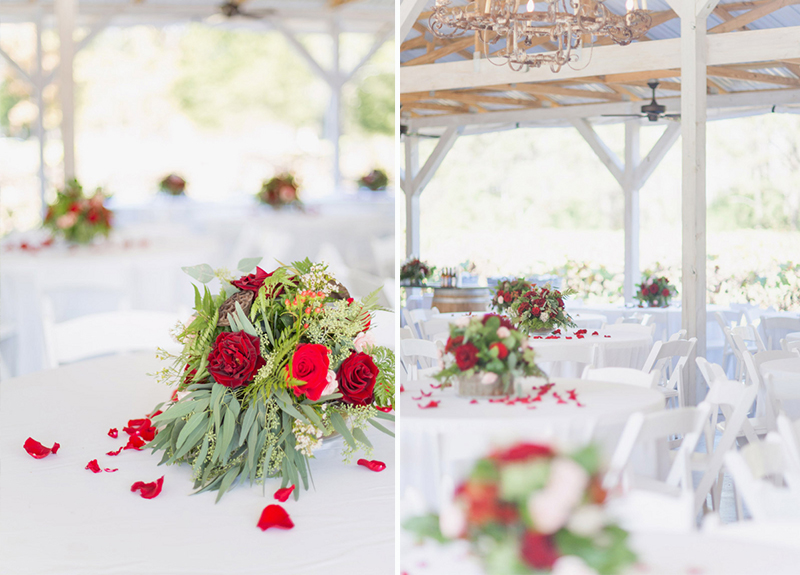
[497,295,504,304]
[497,327,511,339]
[321,370,338,396]
[439,502,466,538]
[481,372,498,385]
[56,213,77,229]
[353,331,375,353]
[548,457,590,509]
[540,312,549,323]
[566,505,607,537]
[455,316,470,328]
[528,490,573,535]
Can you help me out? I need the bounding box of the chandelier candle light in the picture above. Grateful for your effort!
[429,0,652,72]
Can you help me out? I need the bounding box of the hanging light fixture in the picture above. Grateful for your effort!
[428,0,652,72]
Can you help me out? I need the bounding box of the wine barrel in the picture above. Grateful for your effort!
[431,287,492,313]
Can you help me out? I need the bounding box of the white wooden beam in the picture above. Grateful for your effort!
[400,0,428,44]
[570,118,624,186]
[410,126,460,193]
[343,24,393,83]
[633,122,681,189]
[0,46,33,85]
[56,0,76,181]
[44,15,115,87]
[697,0,721,19]
[273,19,335,86]
[404,135,421,257]
[35,7,47,218]
[623,120,641,304]
[401,26,800,93]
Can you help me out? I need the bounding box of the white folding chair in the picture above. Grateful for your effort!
[783,340,800,354]
[762,316,800,351]
[583,367,658,389]
[616,313,654,326]
[419,317,452,341]
[534,343,599,378]
[399,338,441,381]
[668,329,688,342]
[641,338,697,407]
[715,312,737,374]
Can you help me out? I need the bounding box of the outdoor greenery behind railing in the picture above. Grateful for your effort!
[549,259,800,311]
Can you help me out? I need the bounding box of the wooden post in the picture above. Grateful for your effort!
[35,8,47,216]
[405,135,421,257]
[56,0,76,182]
[623,120,641,305]
[331,20,342,191]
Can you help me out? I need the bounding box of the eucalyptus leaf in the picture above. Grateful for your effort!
[328,411,357,449]
[152,400,197,424]
[239,403,257,447]
[234,302,258,337]
[176,411,208,453]
[368,418,395,437]
[352,427,373,449]
[237,257,262,274]
[181,263,216,284]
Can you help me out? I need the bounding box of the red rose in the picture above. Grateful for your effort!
[532,306,541,316]
[207,332,265,388]
[520,532,560,570]
[481,313,513,330]
[662,288,670,297]
[337,352,378,406]
[69,202,80,213]
[288,343,330,401]
[87,208,100,223]
[445,335,464,354]
[641,286,648,295]
[231,267,285,297]
[489,342,508,360]
[649,284,659,295]
[491,442,553,463]
[455,342,479,371]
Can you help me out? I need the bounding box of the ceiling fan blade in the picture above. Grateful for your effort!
[600,114,646,117]
[663,114,681,118]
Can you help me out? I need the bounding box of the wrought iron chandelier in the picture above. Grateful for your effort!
[429,0,652,72]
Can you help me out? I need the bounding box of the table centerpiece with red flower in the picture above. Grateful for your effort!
[434,314,543,397]
[357,168,389,191]
[159,173,187,196]
[400,257,435,287]
[492,277,532,314]
[149,257,394,502]
[509,285,577,334]
[257,173,303,209]
[634,276,677,308]
[404,442,636,575]
[43,179,113,244]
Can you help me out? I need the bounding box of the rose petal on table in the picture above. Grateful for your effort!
[258,504,294,531]
[411,395,422,401]
[106,446,124,456]
[375,406,393,413]
[417,400,440,409]
[123,435,145,451]
[23,438,60,459]
[420,390,432,397]
[604,335,611,338]
[357,459,386,472]
[103,468,119,473]
[107,428,119,438]
[469,399,478,404]
[400,385,405,393]
[274,485,295,502]
[131,476,164,499]
[429,383,442,389]
[85,459,102,473]
[592,331,600,336]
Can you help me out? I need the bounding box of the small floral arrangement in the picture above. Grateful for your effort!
[257,173,302,209]
[400,257,435,285]
[358,168,389,191]
[150,258,394,502]
[159,173,187,196]
[492,278,532,313]
[405,442,636,575]
[434,314,543,393]
[43,179,112,244]
[634,276,676,308]
[510,285,577,334]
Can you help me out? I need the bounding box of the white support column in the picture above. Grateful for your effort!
[35,9,47,217]
[404,135,421,257]
[400,0,428,41]
[623,120,641,304]
[56,0,76,181]
[330,20,342,190]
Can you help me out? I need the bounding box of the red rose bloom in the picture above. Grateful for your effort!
[481,313,514,330]
[445,335,464,354]
[641,286,648,295]
[288,344,330,401]
[532,306,541,316]
[491,442,553,463]
[661,288,670,297]
[455,342,479,371]
[207,331,265,388]
[520,532,560,570]
[489,342,508,359]
[337,352,379,406]
[231,267,285,297]
[649,284,659,295]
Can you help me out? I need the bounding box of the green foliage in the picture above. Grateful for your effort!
[353,72,393,135]
[368,345,395,408]
[402,514,449,544]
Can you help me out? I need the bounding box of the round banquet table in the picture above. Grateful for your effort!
[761,357,800,382]
[398,529,800,575]
[787,331,800,343]
[528,328,653,375]
[436,311,608,331]
[400,376,663,509]
[0,353,394,575]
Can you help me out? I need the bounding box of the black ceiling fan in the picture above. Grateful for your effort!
[602,80,681,122]
[217,1,275,19]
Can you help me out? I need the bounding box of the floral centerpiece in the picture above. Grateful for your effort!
[509,285,577,334]
[43,179,112,244]
[492,278,532,314]
[634,276,676,308]
[358,169,389,191]
[400,257,434,286]
[405,442,636,575]
[434,314,543,397]
[257,173,302,209]
[150,257,394,502]
[159,173,187,196]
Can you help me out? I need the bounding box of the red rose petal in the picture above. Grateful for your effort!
[592,331,600,336]
[104,468,119,473]
[411,395,422,401]
[420,390,432,397]
[417,400,440,409]
[123,435,145,451]
[375,406,393,413]
[23,438,60,459]
[85,459,102,473]
[470,399,478,404]
[357,459,386,472]
[604,335,611,338]
[429,384,442,389]
[258,504,294,531]
[274,485,295,502]
[107,446,123,456]
[131,476,164,499]
[108,428,118,438]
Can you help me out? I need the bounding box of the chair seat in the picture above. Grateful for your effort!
[659,388,679,398]
[628,476,683,497]
[716,417,769,438]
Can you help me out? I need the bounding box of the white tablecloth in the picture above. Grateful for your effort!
[0,353,394,575]
[399,529,800,574]
[787,332,800,344]
[530,328,653,375]
[436,311,608,331]
[400,377,663,509]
